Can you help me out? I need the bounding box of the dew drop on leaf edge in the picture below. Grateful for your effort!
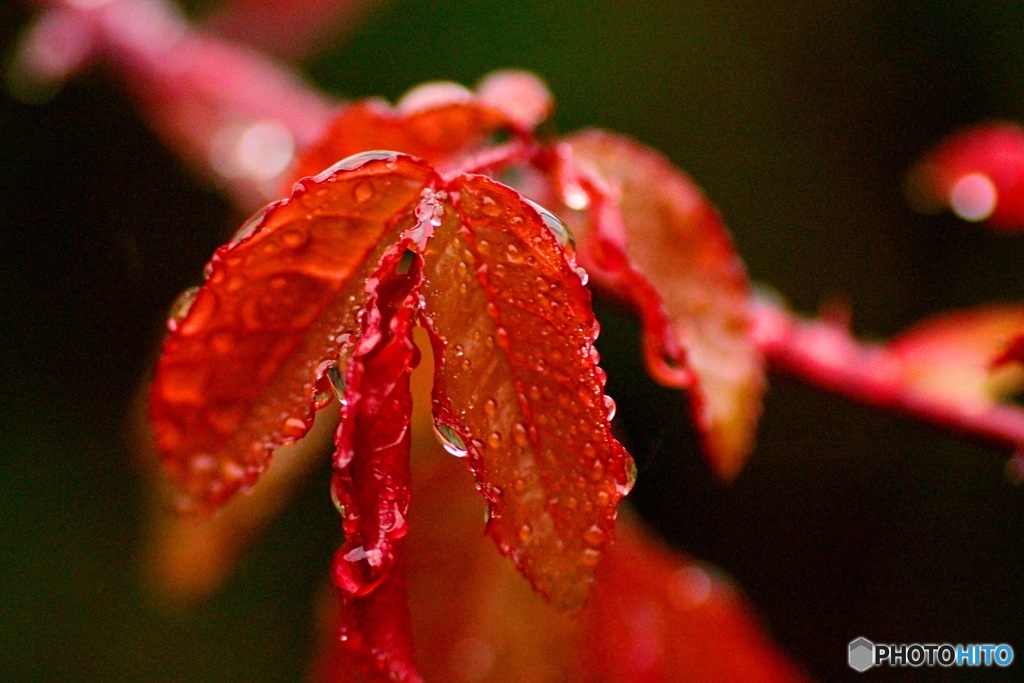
[316,150,401,180]
[167,286,200,331]
[433,421,468,457]
[524,198,576,252]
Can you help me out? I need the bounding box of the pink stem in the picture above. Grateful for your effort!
[751,299,1024,453]
[19,0,340,209]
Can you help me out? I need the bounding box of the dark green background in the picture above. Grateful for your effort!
[2,1,1024,680]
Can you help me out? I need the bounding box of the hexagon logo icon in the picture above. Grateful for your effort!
[849,637,875,672]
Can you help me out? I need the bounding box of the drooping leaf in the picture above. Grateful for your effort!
[292,72,550,181]
[420,174,634,609]
[887,304,1024,407]
[150,153,438,510]
[907,122,1024,229]
[330,248,424,682]
[562,130,765,480]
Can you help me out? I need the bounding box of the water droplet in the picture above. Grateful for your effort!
[575,266,589,286]
[283,416,307,439]
[581,548,602,567]
[518,523,533,542]
[484,398,497,415]
[524,198,576,252]
[583,524,607,546]
[618,457,638,497]
[487,431,502,449]
[603,395,617,421]
[495,327,510,350]
[167,286,200,332]
[320,150,400,178]
[481,195,501,217]
[434,422,468,457]
[330,481,346,518]
[353,181,374,203]
[596,490,611,507]
[332,542,391,597]
[511,423,528,446]
[506,243,522,264]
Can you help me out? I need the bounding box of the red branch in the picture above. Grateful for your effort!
[751,299,1024,454]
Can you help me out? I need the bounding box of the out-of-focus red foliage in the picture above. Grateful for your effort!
[887,304,1024,407]
[908,122,1024,230]
[292,73,552,181]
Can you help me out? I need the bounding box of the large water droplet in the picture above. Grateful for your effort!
[603,394,617,421]
[524,198,576,253]
[319,150,400,179]
[434,421,468,457]
[332,542,391,597]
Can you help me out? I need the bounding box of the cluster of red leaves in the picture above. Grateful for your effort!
[148,76,775,681]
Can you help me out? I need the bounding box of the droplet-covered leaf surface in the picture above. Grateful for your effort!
[566,130,765,480]
[421,175,633,609]
[150,155,437,509]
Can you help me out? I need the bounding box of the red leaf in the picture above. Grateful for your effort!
[330,248,424,682]
[907,122,1024,229]
[420,174,633,609]
[561,130,765,480]
[583,523,810,683]
[292,72,550,181]
[150,153,438,510]
[887,304,1024,407]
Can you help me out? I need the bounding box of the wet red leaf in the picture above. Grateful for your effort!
[421,175,633,610]
[908,122,1024,229]
[561,130,765,480]
[330,248,424,682]
[887,304,1024,406]
[149,153,438,510]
